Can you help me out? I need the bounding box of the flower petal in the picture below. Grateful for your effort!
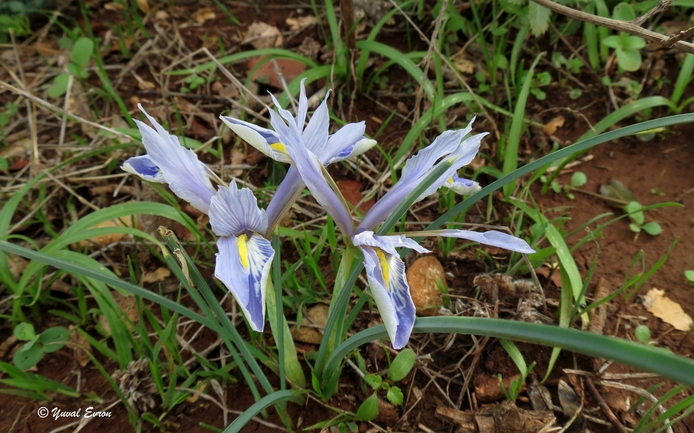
[324,122,375,164]
[121,155,166,183]
[300,90,330,154]
[219,116,292,163]
[359,246,416,349]
[352,231,430,256]
[444,174,481,195]
[435,229,535,254]
[209,180,268,237]
[215,234,274,332]
[265,167,304,235]
[136,105,216,213]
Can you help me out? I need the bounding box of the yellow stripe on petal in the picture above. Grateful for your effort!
[270,142,288,154]
[376,249,390,290]
[237,234,249,269]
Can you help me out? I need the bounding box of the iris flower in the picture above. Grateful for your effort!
[122,83,375,332]
[261,112,535,349]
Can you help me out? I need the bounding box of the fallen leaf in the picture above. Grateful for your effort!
[452,58,475,74]
[33,41,59,56]
[407,256,446,316]
[229,146,245,177]
[192,7,215,24]
[142,267,171,284]
[336,180,375,213]
[69,326,92,367]
[291,304,328,345]
[599,178,638,207]
[72,216,140,250]
[135,0,150,13]
[246,22,283,49]
[643,288,693,331]
[285,15,317,31]
[104,2,125,11]
[247,56,306,88]
[543,115,565,136]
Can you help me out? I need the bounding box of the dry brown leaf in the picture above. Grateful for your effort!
[72,216,140,250]
[285,16,317,31]
[135,0,150,13]
[186,381,207,403]
[230,146,245,177]
[68,80,97,139]
[69,326,92,367]
[543,115,566,136]
[336,180,375,213]
[453,58,475,74]
[246,22,283,49]
[142,267,171,284]
[643,288,693,331]
[104,2,125,11]
[193,7,216,24]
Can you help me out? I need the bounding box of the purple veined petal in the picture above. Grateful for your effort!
[286,142,355,235]
[209,180,268,238]
[444,174,481,195]
[269,92,300,131]
[121,155,166,183]
[219,116,292,164]
[295,79,308,130]
[323,122,372,164]
[352,231,430,257]
[433,229,535,254]
[215,234,274,332]
[301,89,331,154]
[265,167,304,236]
[359,245,416,349]
[135,106,216,214]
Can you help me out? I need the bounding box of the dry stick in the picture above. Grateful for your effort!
[600,381,675,433]
[584,378,630,433]
[340,0,356,50]
[633,0,675,27]
[531,0,694,54]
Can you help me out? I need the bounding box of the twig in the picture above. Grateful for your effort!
[530,0,694,54]
[633,0,675,27]
[585,379,629,433]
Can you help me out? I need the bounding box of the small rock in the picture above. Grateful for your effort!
[291,304,329,345]
[406,256,446,316]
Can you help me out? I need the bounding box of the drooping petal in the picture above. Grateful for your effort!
[219,116,292,163]
[359,245,416,349]
[353,231,430,256]
[433,229,535,254]
[121,155,165,183]
[136,106,216,213]
[215,234,274,332]
[444,174,481,195]
[209,180,268,237]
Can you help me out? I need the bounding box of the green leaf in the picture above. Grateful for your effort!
[571,172,587,187]
[625,202,644,225]
[642,222,662,236]
[629,223,641,233]
[622,36,646,51]
[528,2,551,36]
[616,47,642,72]
[47,74,70,98]
[38,327,69,353]
[14,323,35,341]
[386,386,404,405]
[602,35,621,49]
[0,156,7,171]
[613,3,636,20]
[356,394,379,421]
[363,374,382,390]
[388,348,416,382]
[634,325,651,344]
[13,344,43,370]
[70,37,94,68]
[685,270,694,283]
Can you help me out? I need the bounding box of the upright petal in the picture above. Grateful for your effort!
[136,106,216,213]
[121,155,166,183]
[215,234,274,332]
[209,180,268,237]
[433,229,535,254]
[265,167,305,235]
[300,90,331,154]
[359,245,416,349]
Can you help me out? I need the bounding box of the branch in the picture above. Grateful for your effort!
[633,0,674,26]
[530,0,694,55]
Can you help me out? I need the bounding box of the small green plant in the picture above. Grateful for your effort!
[625,201,662,236]
[685,270,694,286]
[0,14,31,41]
[12,323,69,370]
[634,325,651,344]
[48,37,94,98]
[602,3,646,72]
[356,348,416,421]
[540,171,587,199]
[498,340,535,401]
[180,74,208,93]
